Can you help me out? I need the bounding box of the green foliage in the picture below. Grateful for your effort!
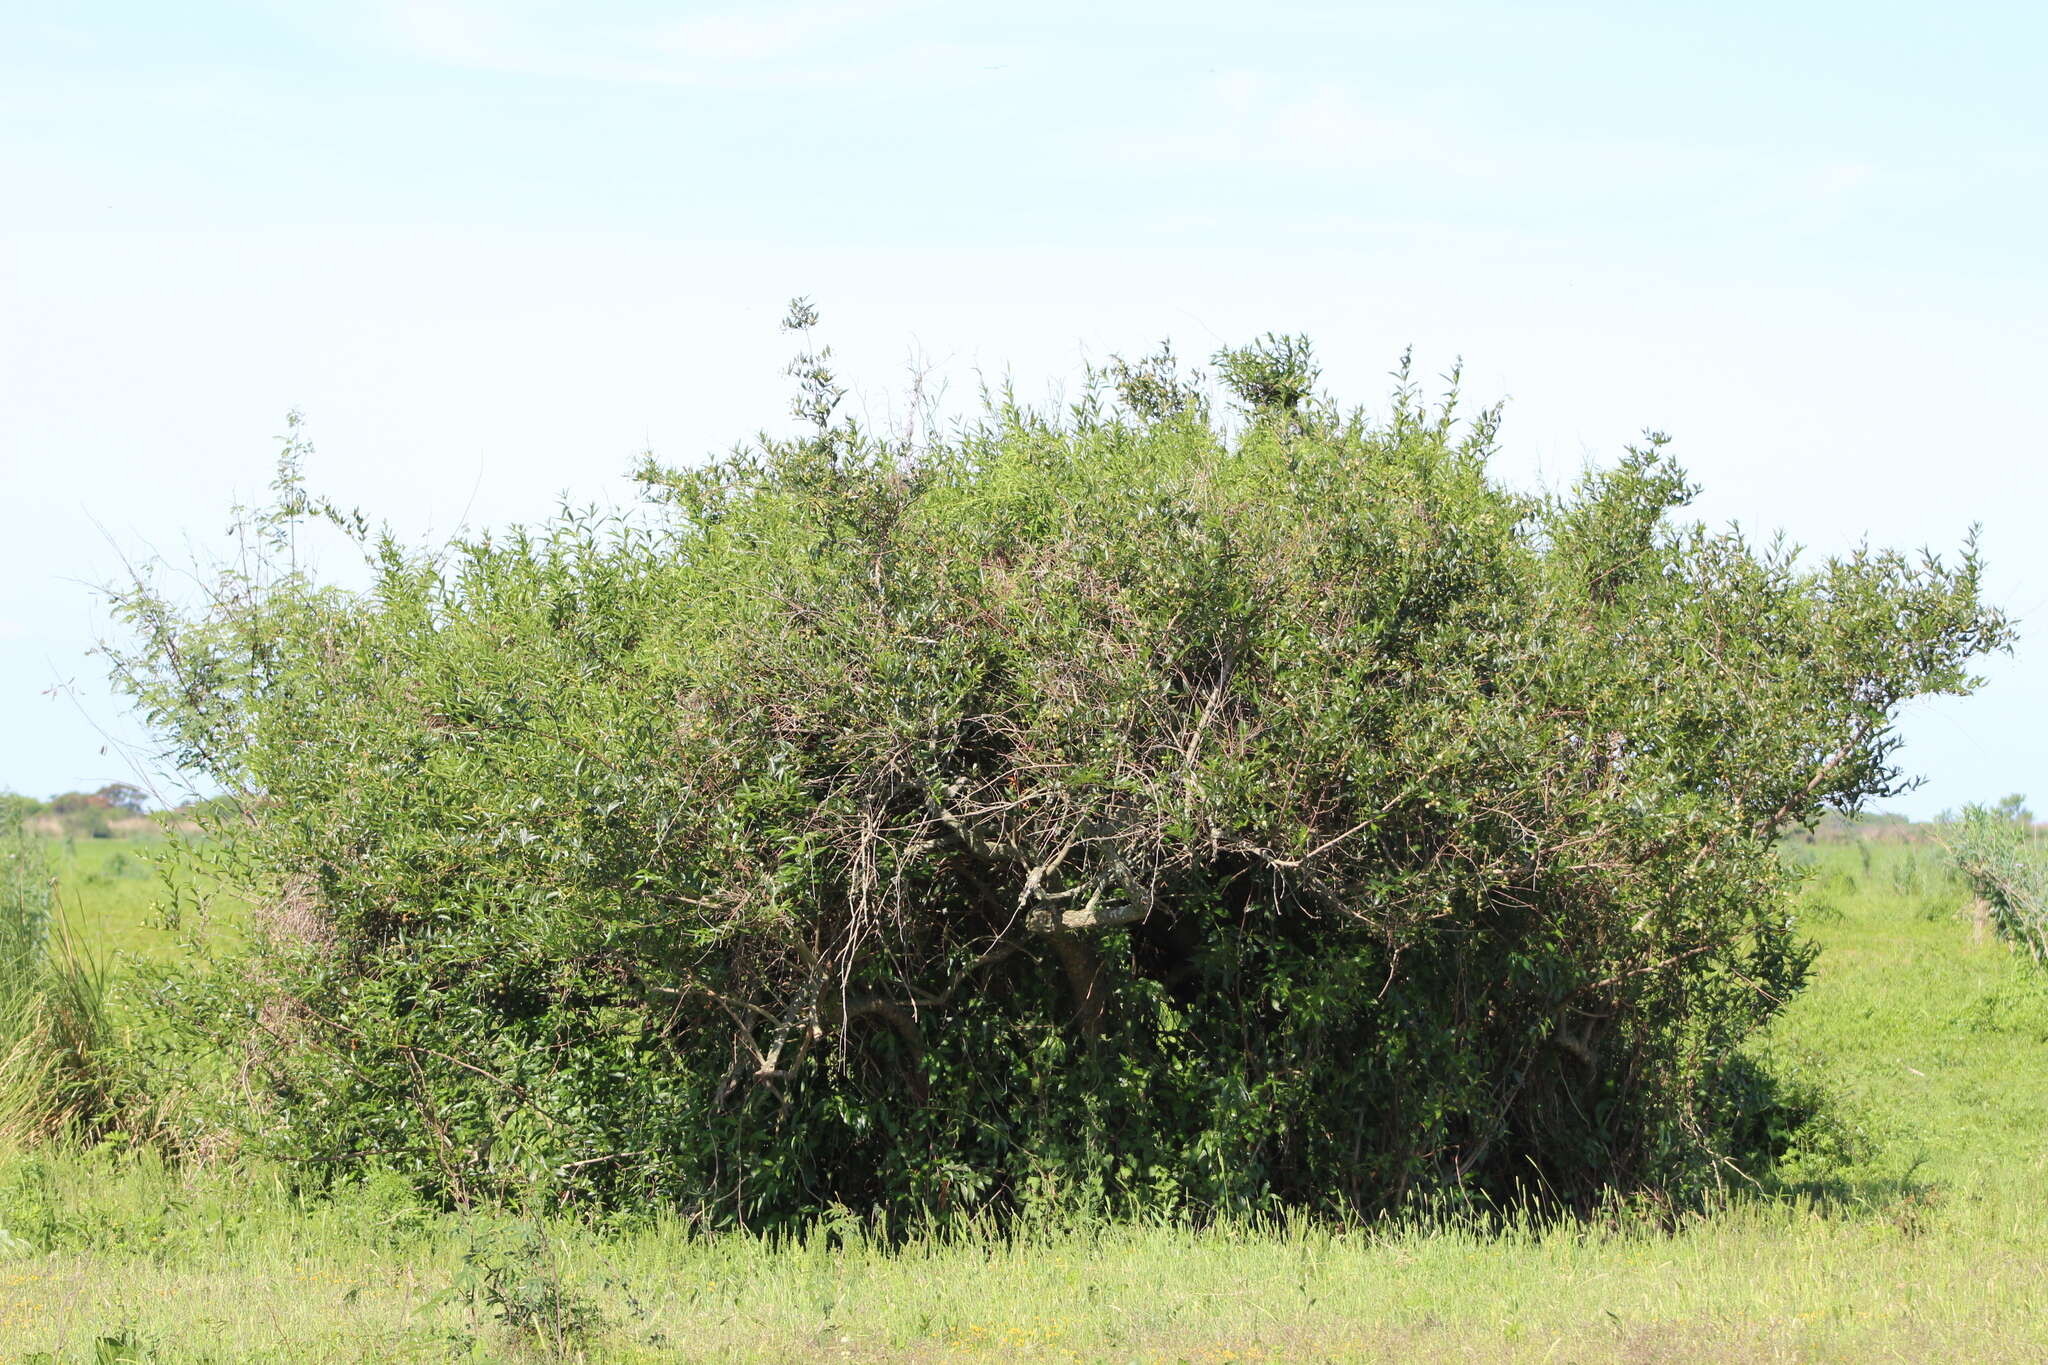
[104,320,2013,1227]
[443,1222,605,1354]
[1944,797,2047,962]
[92,1331,150,1365]
[1211,332,1318,416]
[780,295,847,440]
[17,1332,153,1365]
[1,803,51,935]
[0,805,52,1038]
[0,805,120,1142]
[1105,340,1207,424]
[0,792,43,821]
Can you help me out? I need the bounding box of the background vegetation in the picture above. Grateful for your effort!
[1945,796,2048,962]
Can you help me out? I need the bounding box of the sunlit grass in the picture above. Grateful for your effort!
[39,832,242,969]
[0,840,2040,1362]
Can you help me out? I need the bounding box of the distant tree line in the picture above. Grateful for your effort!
[0,784,220,839]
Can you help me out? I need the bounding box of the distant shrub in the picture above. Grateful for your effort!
[93,784,149,816]
[1945,797,2047,963]
[45,793,108,816]
[108,318,2012,1225]
[45,793,115,841]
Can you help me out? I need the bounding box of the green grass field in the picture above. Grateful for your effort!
[36,833,241,970]
[39,835,184,966]
[1,839,2043,1362]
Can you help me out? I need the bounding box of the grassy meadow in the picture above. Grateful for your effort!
[34,835,215,967]
[0,834,2044,1362]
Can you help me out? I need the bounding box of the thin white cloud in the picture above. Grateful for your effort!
[1811,162,1877,197]
[355,0,927,87]
[1118,69,1915,210]
[1110,71,1509,177]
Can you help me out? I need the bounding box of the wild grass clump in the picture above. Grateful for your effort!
[0,807,120,1144]
[1943,797,2047,962]
[103,312,2013,1227]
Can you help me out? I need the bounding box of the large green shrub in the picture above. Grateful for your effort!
[109,325,2011,1225]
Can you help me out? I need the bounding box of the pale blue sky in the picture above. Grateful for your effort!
[4,2,2045,815]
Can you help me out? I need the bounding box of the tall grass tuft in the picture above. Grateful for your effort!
[1943,797,2048,963]
[0,807,118,1143]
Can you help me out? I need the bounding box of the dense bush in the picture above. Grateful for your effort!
[109,322,2011,1225]
[1945,797,2047,962]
